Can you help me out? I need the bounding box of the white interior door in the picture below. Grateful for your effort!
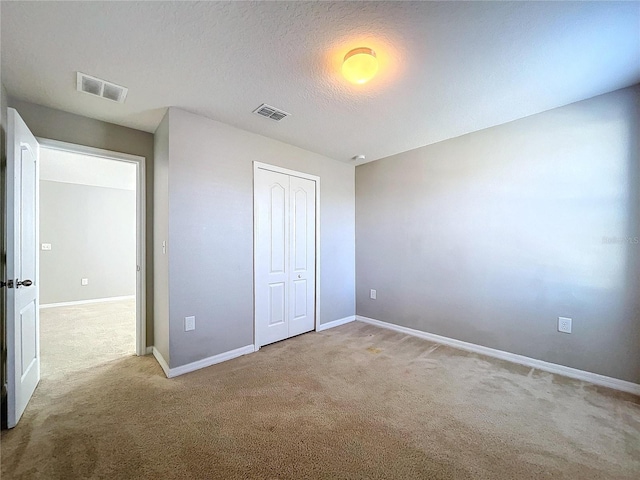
[288,176,316,337]
[255,166,316,348]
[255,169,290,346]
[6,108,40,428]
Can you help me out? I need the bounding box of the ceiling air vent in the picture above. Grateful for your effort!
[253,104,290,122]
[76,72,128,103]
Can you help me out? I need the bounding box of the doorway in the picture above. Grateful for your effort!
[37,139,146,376]
[253,162,319,348]
[38,141,145,379]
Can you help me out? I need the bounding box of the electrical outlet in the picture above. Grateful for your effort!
[558,317,572,334]
[370,289,377,300]
[41,243,52,251]
[81,278,89,286]
[185,316,196,332]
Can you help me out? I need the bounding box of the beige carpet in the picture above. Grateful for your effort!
[1,320,639,479]
[38,298,137,380]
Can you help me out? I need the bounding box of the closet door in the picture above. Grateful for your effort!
[288,176,316,337]
[255,169,290,347]
[255,166,316,348]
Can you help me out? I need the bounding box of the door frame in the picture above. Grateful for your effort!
[253,162,320,350]
[37,138,147,356]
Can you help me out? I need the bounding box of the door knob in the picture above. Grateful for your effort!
[17,279,33,287]
[297,274,302,279]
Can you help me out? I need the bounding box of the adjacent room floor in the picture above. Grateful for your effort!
[2,320,639,479]
[39,298,136,380]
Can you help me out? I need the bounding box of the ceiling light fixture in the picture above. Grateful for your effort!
[342,47,378,84]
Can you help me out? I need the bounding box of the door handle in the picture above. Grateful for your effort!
[17,279,33,288]
[297,274,302,279]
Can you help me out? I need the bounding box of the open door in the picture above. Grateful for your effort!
[5,108,40,428]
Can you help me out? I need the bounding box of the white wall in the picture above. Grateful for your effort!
[157,108,355,368]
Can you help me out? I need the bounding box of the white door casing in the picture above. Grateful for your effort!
[254,163,317,348]
[6,108,40,428]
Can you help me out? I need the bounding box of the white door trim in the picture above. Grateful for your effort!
[36,138,147,356]
[253,162,321,349]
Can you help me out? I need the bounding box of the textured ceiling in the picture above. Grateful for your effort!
[2,1,639,163]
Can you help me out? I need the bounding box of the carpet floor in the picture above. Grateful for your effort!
[1,320,639,479]
[38,298,137,380]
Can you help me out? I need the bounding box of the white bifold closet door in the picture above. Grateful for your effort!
[255,167,316,348]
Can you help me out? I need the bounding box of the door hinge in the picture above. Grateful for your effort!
[0,279,14,288]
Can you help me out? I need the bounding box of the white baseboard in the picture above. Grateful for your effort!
[152,344,255,378]
[40,295,135,309]
[152,347,171,377]
[316,315,356,332]
[356,315,640,396]
[145,346,153,355]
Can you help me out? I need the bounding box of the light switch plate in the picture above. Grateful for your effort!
[185,316,196,332]
[370,289,377,300]
[41,243,52,251]
[81,278,89,286]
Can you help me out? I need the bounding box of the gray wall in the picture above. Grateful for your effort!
[160,108,355,368]
[7,99,155,347]
[39,181,136,304]
[356,85,640,383]
[153,112,170,363]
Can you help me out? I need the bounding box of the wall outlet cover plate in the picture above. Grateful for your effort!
[185,316,196,332]
[558,316,572,334]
